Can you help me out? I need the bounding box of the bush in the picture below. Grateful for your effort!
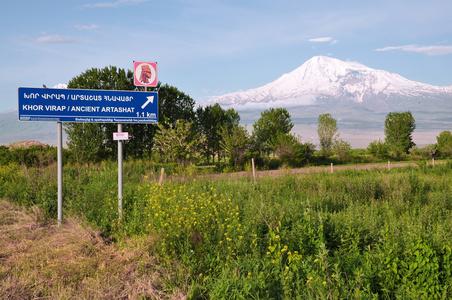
[0,146,11,165]
[409,145,421,156]
[271,134,314,168]
[333,138,351,161]
[420,144,437,158]
[0,145,72,168]
[367,139,389,159]
[410,144,437,159]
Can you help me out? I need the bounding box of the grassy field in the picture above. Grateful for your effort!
[1,160,452,299]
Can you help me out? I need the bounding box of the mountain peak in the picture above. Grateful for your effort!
[53,83,68,89]
[209,56,449,106]
[300,56,371,76]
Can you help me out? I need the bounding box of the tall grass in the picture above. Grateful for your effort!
[0,199,183,299]
[1,160,452,298]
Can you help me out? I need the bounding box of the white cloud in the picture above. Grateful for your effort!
[309,37,333,42]
[36,35,91,44]
[308,37,338,45]
[83,0,147,8]
[75,24,100,30]
[376,45,452,56]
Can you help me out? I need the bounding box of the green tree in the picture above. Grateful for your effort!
[65,122,106,165]
[317,113,339,157]
[384,111,416,157]
[196,103,240,163]
[218,123,249,167]
[124,83,196,159]
[154,119,205,166]
[158,84,196,125]
[436,130,452,157]
[66,66,135,162]
[252,108,293,153]
[66,67,197,161]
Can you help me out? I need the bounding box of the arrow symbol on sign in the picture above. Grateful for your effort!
[141,96,154,109]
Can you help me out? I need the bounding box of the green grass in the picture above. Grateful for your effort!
[1,160,452,298]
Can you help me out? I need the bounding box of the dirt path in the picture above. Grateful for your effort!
[198,160,440,180]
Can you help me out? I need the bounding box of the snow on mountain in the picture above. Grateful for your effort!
[209,56,452,107]
[53,83,68,89]
[205,56,452,148]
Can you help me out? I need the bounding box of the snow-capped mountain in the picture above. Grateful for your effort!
[210,56,452,108]
[206,56,452,148]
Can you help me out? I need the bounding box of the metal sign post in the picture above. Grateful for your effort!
[18,87,158,227]
[113,128,129,216]
[118,123,123,217]
[57,122,63,227]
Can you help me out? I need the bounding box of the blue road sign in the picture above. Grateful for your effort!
[18,87,158,123]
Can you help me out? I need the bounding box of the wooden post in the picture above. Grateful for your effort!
[159,167,165,186]
[432,158,435,167]
[331,163,333,173]
[388,161,391,170]
[252,158,256,180]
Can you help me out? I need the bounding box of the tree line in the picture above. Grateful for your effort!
[63,66,314,168]
[4,65,451,169]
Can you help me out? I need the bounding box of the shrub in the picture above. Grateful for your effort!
[367,139,389,159]
[271,133,314,168]
[333,138,351,161]
[410,144,437,159]
[420,144,437,158]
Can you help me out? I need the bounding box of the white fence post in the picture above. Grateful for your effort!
[252,158,256,180]
[159,168,165,186]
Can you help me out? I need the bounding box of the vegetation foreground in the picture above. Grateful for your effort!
[1,160,452,299]
[0,199,185,299]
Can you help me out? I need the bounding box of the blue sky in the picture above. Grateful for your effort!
[1,0,452,112]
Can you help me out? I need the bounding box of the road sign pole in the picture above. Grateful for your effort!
[118,123,123,218]
[57,122,63,228]
[18,85,159,228]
